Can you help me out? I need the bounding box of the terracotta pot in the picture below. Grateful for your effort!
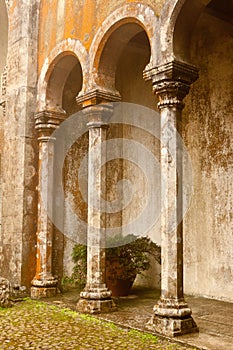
[105,258,136,297]
[106,277,135,297]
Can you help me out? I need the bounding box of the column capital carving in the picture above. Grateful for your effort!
[143,60,198,110]
[76,88,121,109]
[83,103,114,129]
[35,109,66,138]
[153,80,190,110]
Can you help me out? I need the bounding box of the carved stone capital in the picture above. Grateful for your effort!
[144,60,198,110]
[35,109,66,138]
[154,80,190,110]
[76,88,121,108]
[83,103,114,129]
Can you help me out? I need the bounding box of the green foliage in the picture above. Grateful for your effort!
[106,235,161,281]
[65,235,161,287]
[71,244,88,286]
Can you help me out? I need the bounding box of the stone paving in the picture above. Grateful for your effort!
[1,287,232,349]
[0,298,195,350]
[44,287,233,350]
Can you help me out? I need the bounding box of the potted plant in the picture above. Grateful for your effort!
[65,234,161,297]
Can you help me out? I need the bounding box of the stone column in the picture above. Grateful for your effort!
[31,110,66,299]
[144,61,199,336]
[76,90,120,313]
[77,105,112,313]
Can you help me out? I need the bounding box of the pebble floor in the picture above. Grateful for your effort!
[0,299,197,350]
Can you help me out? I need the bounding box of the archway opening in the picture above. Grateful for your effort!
[62,60,83,116]
[46,54,82,112]
[97,22,161,290]
[96,22,150,92]
[45,54,85,286]
[115,30,155,109]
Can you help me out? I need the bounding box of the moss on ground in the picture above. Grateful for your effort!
[0,300,198,349]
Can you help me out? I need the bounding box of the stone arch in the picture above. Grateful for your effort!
[34,39,88,294]
[158,0,212,64]
[37,39,88,112]
[87,3,158,92]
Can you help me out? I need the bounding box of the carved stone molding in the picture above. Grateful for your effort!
[144,60,198,84]
[35,110,66,139]
[83,103,114,129]
[144,60,198,110]
[153,80,190,110]
[76,88,121,108]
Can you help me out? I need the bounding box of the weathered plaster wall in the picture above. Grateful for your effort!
[57,20,162,287]
[0,1,8,235]
[2,0,231,300]
[183,12,233,301]
[114,29,161,288]
[0,0,8,86]
[53,57,87,279]
[0,0,8,160]
[38,0,164,74]
[0,0,39,288]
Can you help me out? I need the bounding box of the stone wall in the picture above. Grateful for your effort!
[0,0,8,88]
[0,0,232,302]
[0,0,39,289]
[183,11,233,301]
[0,0,9,236]
[38,0,164,74]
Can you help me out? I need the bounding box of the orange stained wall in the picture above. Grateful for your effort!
[38,0,164,74]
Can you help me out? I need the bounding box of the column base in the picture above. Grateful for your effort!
[77,298,116,314]
[31,277,58,299]
[77,286,116,314]
[80,286,112,300]
[147,314,198,337]
[147,300,198,337]
[31,286,57,299]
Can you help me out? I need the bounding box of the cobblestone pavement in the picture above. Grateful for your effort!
[0,299,197,350]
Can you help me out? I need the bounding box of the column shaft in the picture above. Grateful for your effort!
[31,138,56,290]
[160,106,183,302]
[76,103,116,314]
[86,126,107,289]
[31,110,65,299]
[144,61,199,336]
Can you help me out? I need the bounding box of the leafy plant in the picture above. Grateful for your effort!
[64,235,161,288]
[70,244,88,287]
